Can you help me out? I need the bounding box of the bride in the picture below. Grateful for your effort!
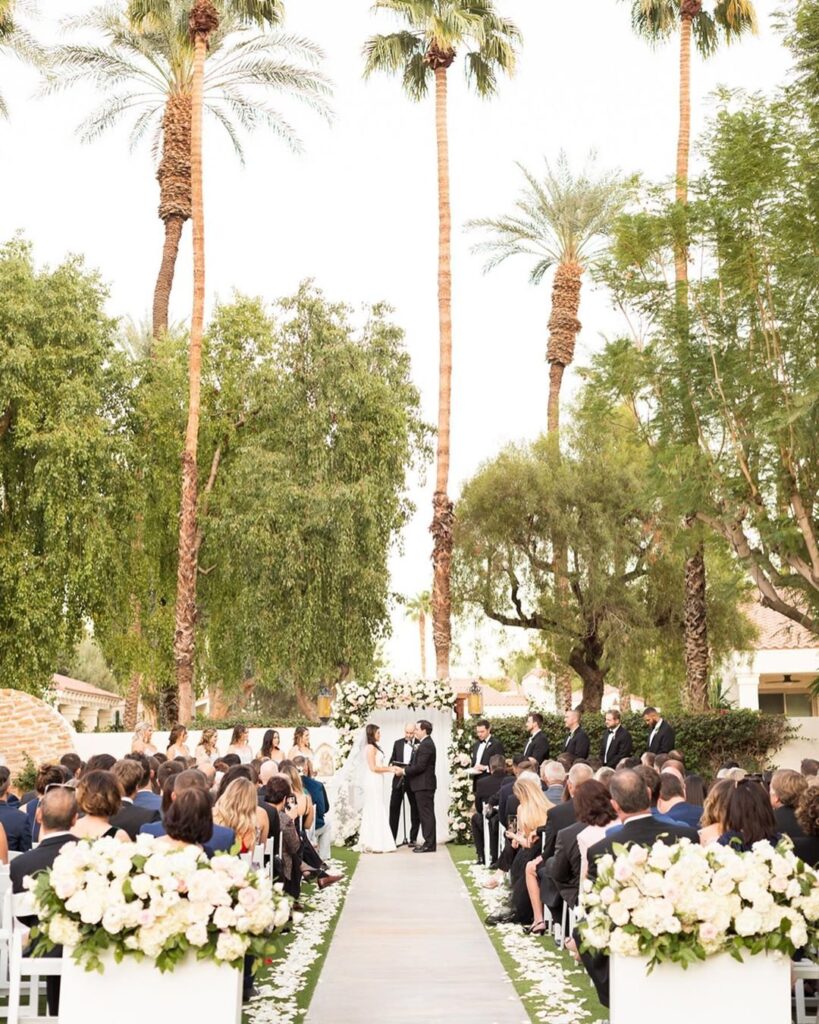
[354,724,399,854]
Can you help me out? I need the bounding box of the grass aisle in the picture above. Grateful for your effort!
[243,847,360,1024]
[449,846,607,1024]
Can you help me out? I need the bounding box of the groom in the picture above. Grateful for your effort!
[399,720,436,853]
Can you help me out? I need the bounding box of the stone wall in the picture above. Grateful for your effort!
[0,689,76,777]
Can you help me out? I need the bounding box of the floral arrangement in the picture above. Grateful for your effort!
[448,722,475,841]
[578,837,819,969]
[30,835,292,973]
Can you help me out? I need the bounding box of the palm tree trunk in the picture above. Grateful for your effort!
[153,215,185,337]
[173,2,217,725]
[418,610,427,679]
[153,91,192,338]
[547,363,565,436]
[430,64,453,681]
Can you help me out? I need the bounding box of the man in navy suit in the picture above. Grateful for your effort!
[127,752,162,812]
[0,767,32,852]
[643,707,675,755]
[138,769,235,855]
[656,773,703,829]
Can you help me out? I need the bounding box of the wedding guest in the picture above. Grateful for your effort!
[769,769,808,838]
[85,753,116,773]
[287,726,315,762]
[699,778,733,844]
[540,763,594,860]
[563,710,590,760]
[110,759,160,839]
[266,776,302,901]
[295,756,331,861]
[22,764,67,843]
[71,770,129,842]
[139,770,235,855]
[259,730,283,761]
[661,759,686,782]
[166,724,192,760]
[599,710,633,768]
[540,761,566,804]
[131,721,157,756]
[126,752,162,809]
[640,752,656,768]
[277,760,315,831]
[471,754,506,865]
[718,779,780,851]
[801,758,818,779]
[0,822,7,864]
[683,773,706,806]
[523,713,550,765]
[214,777,268,852]
[59,753,83,783]
[156,758,184,797]
[794,786,819,867]
[227,725,254,764]
[656,773,702,828]
[195,728,220,764]
[156,787,213,850]
[594,766,615,787]
[642,707,675,755]
[257,761,282,837]
[0,766,32,852]
[222,753,242,767]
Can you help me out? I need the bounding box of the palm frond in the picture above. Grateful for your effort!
[363,29,424,78]
[75,92,160,142]
[402,50,430,99]
[203,100,247,161]
[713,0,758,43]
[628,0,678,45]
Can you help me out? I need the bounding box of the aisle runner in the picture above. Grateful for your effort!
[307,849,529,1024]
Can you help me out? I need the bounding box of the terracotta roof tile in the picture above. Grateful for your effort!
[743,599,818,651]
[51,674,123,703]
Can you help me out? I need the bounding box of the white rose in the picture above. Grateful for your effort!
[619,887,641,911]
[47,915,82,947]
[613,860,634,884]
[599,886,616,906]
[628,845,649,866]
[734,908,762,937]
[215,932,249,962]
[213,906,236,930]
[185,923,209,947]
[609,901,630,927]
[609,927,641,957]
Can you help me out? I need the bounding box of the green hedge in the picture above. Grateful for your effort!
[192,714,308,730]
[474,710,798,778]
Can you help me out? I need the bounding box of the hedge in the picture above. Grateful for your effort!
[192,714,308,731]
[476,710,798,778]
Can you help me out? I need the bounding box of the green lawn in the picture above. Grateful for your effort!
[449,844,607,1024]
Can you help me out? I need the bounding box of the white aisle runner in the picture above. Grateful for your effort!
[306,848,529,1024]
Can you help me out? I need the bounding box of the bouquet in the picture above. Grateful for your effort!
[30,835,292,973]
[578,837,819,969]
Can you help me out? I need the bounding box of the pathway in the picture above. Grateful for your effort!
[306,847,529,1024]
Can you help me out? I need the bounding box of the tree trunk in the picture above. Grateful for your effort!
[123,595,142,732]
[555,668,573,711]
[153,90,192,337]
[153,215,185,338]
[418,610,427,679]
[684,541,710,710]
[173,4,216,725]
[618,683,632,713]
[295,683,318,721]
[570,645,606,713]
[430,64,453,681]
[547,362,565,436]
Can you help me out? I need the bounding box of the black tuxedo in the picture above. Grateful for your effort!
[563,728,590,760]
[469,736,505,788]
[599,725,633,768]
[646,719,675,755]
[774,804,805,840]
[794,834,819,868]
[540,820,584,917]
[389,737,420,843]
[540,797,576,860]
[522,731,550,765]
[404,735,436,849]
[110,799,160,840]
[471,769,506,863]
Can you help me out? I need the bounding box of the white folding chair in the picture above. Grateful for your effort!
[794,960,819,1024]
[7,891,61,1024]
[0,876,12,1017]
[557,902,577,947]
[482,816,491,867]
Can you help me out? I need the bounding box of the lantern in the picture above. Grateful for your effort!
[316,685,332,725]
[467,680,484,717]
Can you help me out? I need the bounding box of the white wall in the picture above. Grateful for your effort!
[774,718,819,771]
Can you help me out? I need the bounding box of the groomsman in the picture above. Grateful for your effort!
[563,709,590,760]
[470,720,505,789]
[522,713,550,765]
[389,722,420,845]
[600,709,633,768]
[642,707,675,755]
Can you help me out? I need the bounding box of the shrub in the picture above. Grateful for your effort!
[191,714,306,731]
[12,753,37,793]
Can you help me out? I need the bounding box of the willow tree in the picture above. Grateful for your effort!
[364,0,520,681]
[625,0,757,711]
[130,0,284,722]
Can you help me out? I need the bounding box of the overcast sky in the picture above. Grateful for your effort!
[1,0,792,679]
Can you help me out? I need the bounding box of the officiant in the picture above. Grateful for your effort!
[389,722,420,845]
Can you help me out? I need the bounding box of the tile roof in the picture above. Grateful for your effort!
[743,598,818,651]
[51,674,124,703]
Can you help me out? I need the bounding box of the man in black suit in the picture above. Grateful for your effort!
[770,768,808,839]
[469,719,505,789]
[643,707,675,755]
[563,710,590,761]
[400,720,437,852]
[470,754,507,864]
[522,712,550,765]
[389,722,420,845]
[0,766,32,852]
[539,762,594,860]
[577,769,699,1008]
[10,787,79,1016]
[599,709,633,768]
[110,759,161,839]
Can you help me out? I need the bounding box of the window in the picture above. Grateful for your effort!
[759,691,814,717]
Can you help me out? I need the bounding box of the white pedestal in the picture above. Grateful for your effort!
[59,951,242,1024]
[611,951,791,1024]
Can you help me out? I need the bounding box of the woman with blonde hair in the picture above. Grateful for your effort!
[287,726,314,762]
[502,776,552,926]
[213,777,268,853]
[277,760,314,831]
[226,725,253,764]
[131,721,157,756]
[195,728,219,764]
[699,778,733,845]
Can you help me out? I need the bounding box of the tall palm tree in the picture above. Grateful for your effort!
[626,0,757,712]
[0,0,43,117]
[130,0,284,722]
[50,2,329,337]
[405,590,431,678]
[364,0,520,683]
[469,155,628,436]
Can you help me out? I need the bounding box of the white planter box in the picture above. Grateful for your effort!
[611,951,791,1024]
[59,950,242,1024]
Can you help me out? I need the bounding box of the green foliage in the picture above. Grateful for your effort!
[473,710,796,777]
[12,752,37,792]
[192,713,304,730]
[59,632,120,694]
[626,0,758,59]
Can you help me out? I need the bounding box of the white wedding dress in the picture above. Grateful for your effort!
[354,749,397,854]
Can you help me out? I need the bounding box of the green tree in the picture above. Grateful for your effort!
[405,590,431,678]
[0,0,42,117]
[364,0,520,682]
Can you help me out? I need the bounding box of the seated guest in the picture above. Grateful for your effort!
[699,778,733,845]
[110,759,160,839]
[683,773,706,806]
[660,759,686,782]
[540,763,594,860]
[266,776,302,901]
[214,777,268,852]
[84,753,116,773]
[769,769,808,839]
[10,788,79,1017]
[794,786,819,867]
[156,788,213,850]
[59,753,83,784]
[22,764,67,844]
[801,758,819,779]
[131,720,157,755]
[156,757,185,794]
[0,766,33,851]
[656,773,703,828]
[540,761,566,804]
[640,752,656,768]
[594,766,614,787]
[126,752,161,810]
[718,779,780,851]
[166,723,192,760]
[71,770,130,842]
[0,821,6,863]
[139,769,235,854]
[296,757,331,862]
[257,761,283,836]
[471,754,507,865]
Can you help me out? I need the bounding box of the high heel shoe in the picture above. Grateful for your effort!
[523,921,547,936]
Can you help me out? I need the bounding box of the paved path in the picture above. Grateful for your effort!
[306,847,529,1024]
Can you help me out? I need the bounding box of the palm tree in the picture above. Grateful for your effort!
[0,0,43,117]
[130,0,284,723]
[405,590,431,678]
[626,0,757,712]
[50,2,329,337]
[364,0,520,683]
[470,155,628,436]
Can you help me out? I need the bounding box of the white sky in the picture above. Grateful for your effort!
[1,0,792,680]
